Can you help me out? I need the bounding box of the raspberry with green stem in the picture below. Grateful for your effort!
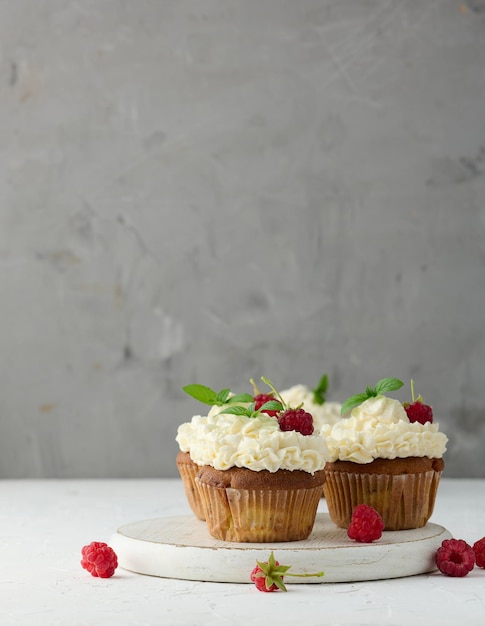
[250,378,279,417]
[250,551,324,592]
[403,379,433,425]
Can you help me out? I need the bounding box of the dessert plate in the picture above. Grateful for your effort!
[110,513,451,583]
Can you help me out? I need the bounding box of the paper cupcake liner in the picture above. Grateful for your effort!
[196,481,323,542]
[324,469,442,530]
[176,454,206,521]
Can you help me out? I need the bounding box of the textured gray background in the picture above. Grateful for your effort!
[1,0,484,478]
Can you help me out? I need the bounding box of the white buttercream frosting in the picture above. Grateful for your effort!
[176,410,329,474]
[320,395,448,464]
[280,384,342,431]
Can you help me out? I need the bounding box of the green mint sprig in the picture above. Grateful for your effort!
[259,375,307,411]
[312,373,328,406]
[340,377,404,416]
[218,399,283,419]
[217,376,287,418]
[182,384,253,407]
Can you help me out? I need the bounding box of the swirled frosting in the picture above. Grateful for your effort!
[280,384,342,431]
[320,395,448,464]
[176,410,329,474]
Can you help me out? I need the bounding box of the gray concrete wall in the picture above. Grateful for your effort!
[1,0,484,478]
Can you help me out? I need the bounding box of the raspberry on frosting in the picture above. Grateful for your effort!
[253,392,279,417]
[278,407,314,435]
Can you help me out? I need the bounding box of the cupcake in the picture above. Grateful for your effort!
[321,378,448,531]
[192,410,328,542]
[178,378,330,542]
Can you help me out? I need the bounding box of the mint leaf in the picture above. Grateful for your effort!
[375,377,404,395]
[227,393,254,404]
[258,400,283,413]
[183,384,255,407]
[219,405,255,417]
[217,399,282,418]
[183,384,218,405]
[216,388,231,405]
[312,373,328,405]
[340,392,369,416]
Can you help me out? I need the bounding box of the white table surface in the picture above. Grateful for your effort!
[1,478,485,626]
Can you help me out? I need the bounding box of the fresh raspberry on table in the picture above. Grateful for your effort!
[254,393,279,417]
[278,408,314,435]
[472,537,485,568]
[81,541,118,578]
[250,564,281,592]
[347,504,384,542]
[250,551,324,591]
[250,553,287,592]
[435,538,475,577]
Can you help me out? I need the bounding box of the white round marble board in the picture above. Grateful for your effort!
[110,513,451,584]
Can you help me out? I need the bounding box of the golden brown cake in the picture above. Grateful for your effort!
[323,456,444,530]
[197,465,326,542]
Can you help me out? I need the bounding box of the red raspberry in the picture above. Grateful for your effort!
[347,504,384,542]
[254,393,279,417]
[435,538,475,577]
[278,408,314,435]
[250,563,282,592]
[81,541,118,578]
[404,401,433,424]
[473,537,485,568]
